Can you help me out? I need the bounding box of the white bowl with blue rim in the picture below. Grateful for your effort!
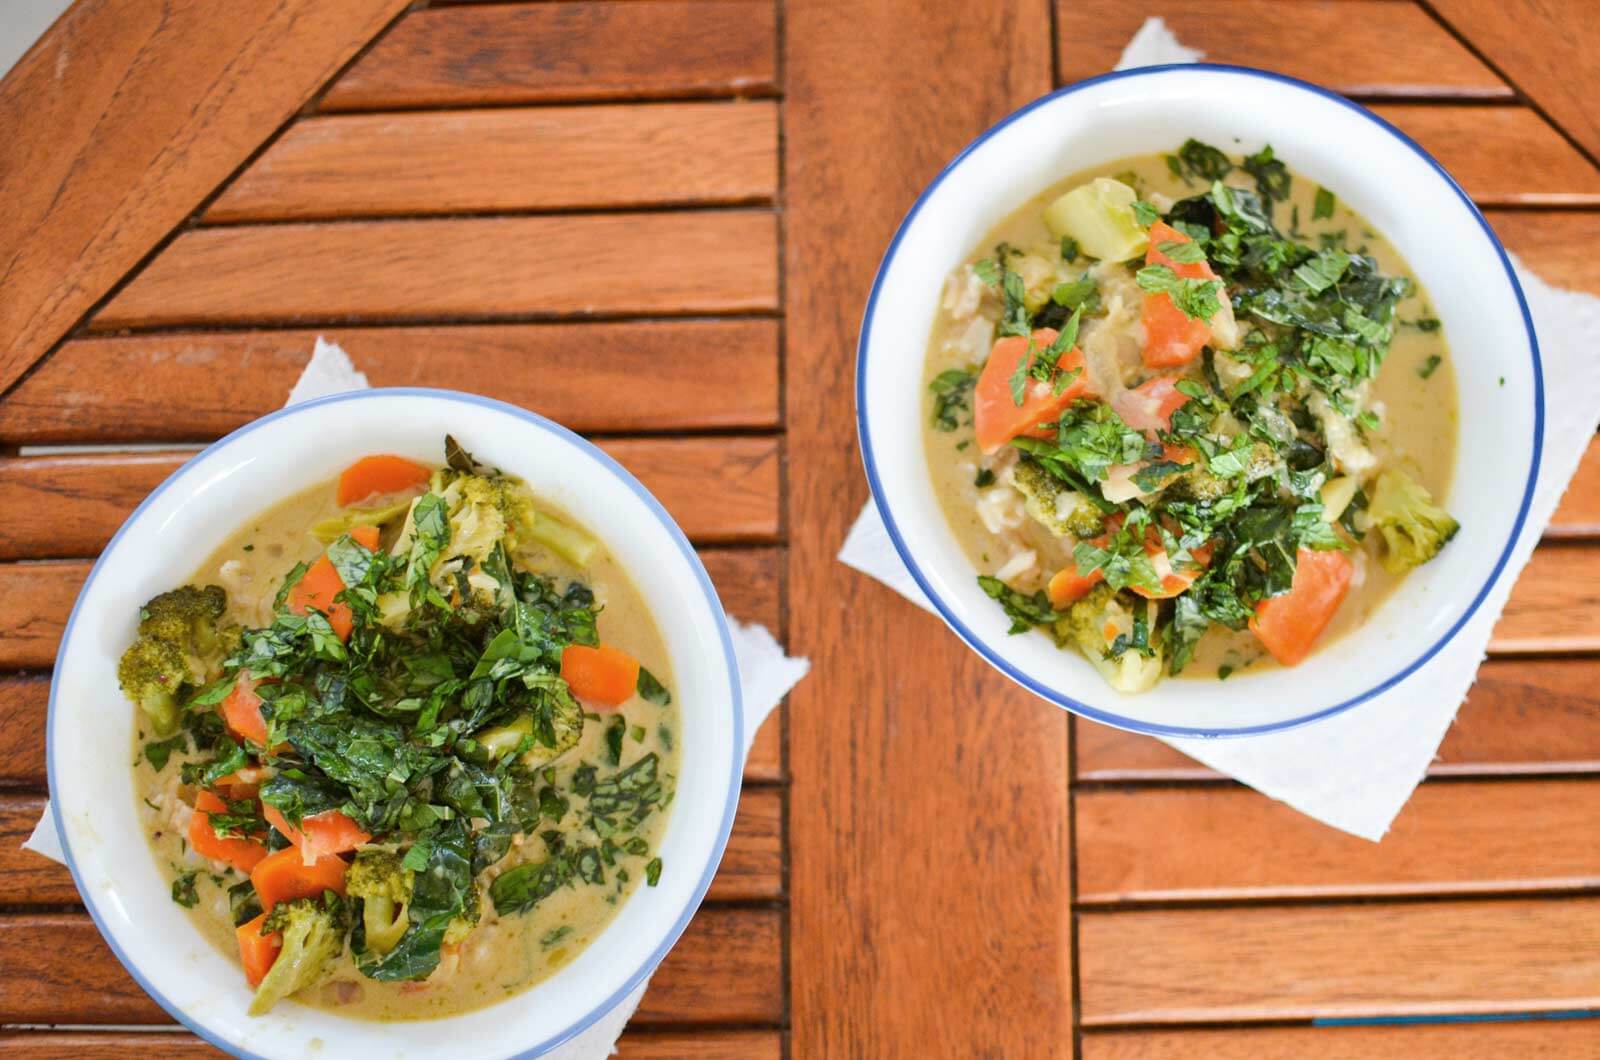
[48,388,743,1058]
[856,65,1541,738]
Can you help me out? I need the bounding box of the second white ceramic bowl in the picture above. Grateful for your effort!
[857,65,1541,737]
[49,389,743,1058]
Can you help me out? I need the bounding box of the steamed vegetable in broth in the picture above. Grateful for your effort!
[923,141,1459,690]
[122,438,677,1019]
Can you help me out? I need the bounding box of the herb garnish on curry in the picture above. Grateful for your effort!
[121,437,676,1018]
[924,140,1460,690]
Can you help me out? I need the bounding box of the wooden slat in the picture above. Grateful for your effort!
[91,212,779,330]
[1076,779,1600,903]
[0,676,50,788]
[1081,1020,1600,1060]
[205,103,778,222]
[785,0,1073,1055]
[0,562,84,670]
[1493,544,1600,653]
[0,439,779,561]
[0,907,781,1025]
[0,786,780,906]
[1055,0,1509,99]
[320,1,777,112]
[1430,0,1600,162]
[1079,898,1600,1024]
[0,796,77,905]
[1374,105,1600,205]
[1551,436,1600,538]
[0,1028,783,1059]
[1076,657,1600,781]
[0,321,781,443]
[0,0,410,393]
[1488,209,1600,297]
[0,550,780,786]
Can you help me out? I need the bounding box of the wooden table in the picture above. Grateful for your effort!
[2,1,1598,1056]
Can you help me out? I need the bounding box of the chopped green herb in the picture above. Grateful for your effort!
[974,468,996,488]
[928,368,977,431]
[645,857,663,887]
[1313,186,1336,220]
[1418,355,1442,380]
[171,871,200,908]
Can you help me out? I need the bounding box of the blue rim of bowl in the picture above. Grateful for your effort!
[47,387,744,1059]
[855,63,1545,739]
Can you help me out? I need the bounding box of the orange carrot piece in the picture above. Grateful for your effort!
[973,328,1096,455]
[250,845,349,911]
[1113,375,1192,434]
[263,804,371,865]
[337,455,431,507]
[236,912,283,988]
[1141,221,1218,369]
[1249,547,1355,665]
[190,790,269,873]
[286,526,376,642]
[221,672,269,747]
[1133,539,1215,600]
[1047,565,1104,608]
[560,644,640,708]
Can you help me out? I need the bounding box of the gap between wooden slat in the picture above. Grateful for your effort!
[317,1,778,112]
[204,102,779,222]
[1077,897,1600,1025]
[0,788,782,906]
[1079,1020,1600,1060]
[0,321,782,444]
[1372,105,1600,204]
[1074,778,1600,904]
[89,212,780,331]
[1075,655,1600,782]
[0,907,783,1026]
[0,438,780,561]
[1055,0,1510,99]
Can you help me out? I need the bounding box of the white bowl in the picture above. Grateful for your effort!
[49,389,744,1058]
[856,65,1542,737]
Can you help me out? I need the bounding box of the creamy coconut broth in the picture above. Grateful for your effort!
[125,442,678,1020]
[923,144,1459,689]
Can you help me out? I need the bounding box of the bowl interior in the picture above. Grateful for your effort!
[49,390,741,1058]
[859,66,1538,736]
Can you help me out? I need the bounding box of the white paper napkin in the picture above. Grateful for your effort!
[27,336,808,1055]
[841,22,1600,841]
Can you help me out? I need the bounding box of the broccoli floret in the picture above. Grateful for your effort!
[347,850,414,956]
[425,472,598,597]
[1367,469,1458,573]
[1011,459,1104,538]
[1054,584,1165,693]
[249,897,348,1015]
[475,705,583,769]
[443,884,480,947]
[116,585,235,736]
[1166,442,1277,503]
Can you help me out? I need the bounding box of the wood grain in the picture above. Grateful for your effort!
[1055,0,1508,98]
[0,439,780,560]
[0,0,410,392]
[205,103,779,222]
[1076,657,1600,781]
[1081,1020,1600,1060]
[1493,544,1600,653]
[92,212,780,330]
[1488,209,1600,297]
[0,562,83,669]
[1078,898,1600,1024]
[0,907,782,1025]
[1430,0,1600,162]
[1373,104,1600,205]
[0,1029,783,1060]
[0,321,782,444]
[1076,779,1600,903]
[785,0,1073,1056]
[320,1,777,112]
[0,787,780,905]
[1551,435,1600,538]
